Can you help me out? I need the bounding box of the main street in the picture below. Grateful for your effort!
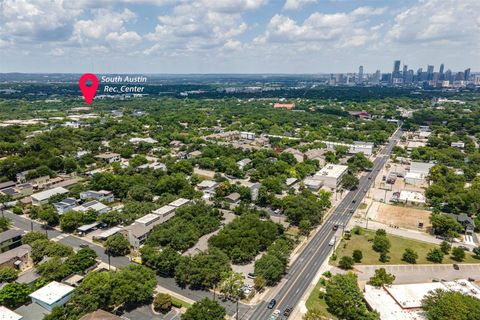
[247,128,402,320]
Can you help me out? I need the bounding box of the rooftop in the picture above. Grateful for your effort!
[0,306,23,320]
[152,205,176,216]
[169,198,190,207]
[0,244,31,265]
[31,187,68,202]
[29,281,74,306]
[315,164,348,179]
[0,229,23,243]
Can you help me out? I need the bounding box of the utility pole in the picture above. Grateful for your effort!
[107,252,111,270]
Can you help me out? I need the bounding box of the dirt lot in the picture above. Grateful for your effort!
[368,202,432,230]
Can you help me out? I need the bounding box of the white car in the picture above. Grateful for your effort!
[269,309,281,320]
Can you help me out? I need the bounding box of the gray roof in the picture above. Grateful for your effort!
[0,181,15,190]
[0,244,31,265]
[0,229,23,243]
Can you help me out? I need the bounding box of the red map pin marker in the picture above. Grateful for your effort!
[79,73,99,105]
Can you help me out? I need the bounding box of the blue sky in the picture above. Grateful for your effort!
[0,0,478,74]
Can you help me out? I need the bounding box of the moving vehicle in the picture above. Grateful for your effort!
[328,237,335,246]
[283,307,292,317]
[79,243,89,248]
[269,309,281,320]
[453,264,459,270]
[267,299,276,309]
[332,225,339,231]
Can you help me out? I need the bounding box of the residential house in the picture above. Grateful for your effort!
[80,310,121,320]
[447,213,475,235]
[169,198,191,208]
[95,152,121,163]
[225,192,241,204]
[29,281,75,311]
[0,230,24,253]
[80,190,114,203]
[0,244,32,271]
[53,198,78,215]
[31,187,68,206]
[0,306,23,320]
[237,158,252,170]
[72,200,109,214]
[283,148,304,163]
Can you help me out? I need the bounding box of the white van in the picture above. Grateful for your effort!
[328,237,335,246]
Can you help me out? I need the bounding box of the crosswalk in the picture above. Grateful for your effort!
[51,233,68,242]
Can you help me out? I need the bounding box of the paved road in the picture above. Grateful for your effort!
[248,128,402,320]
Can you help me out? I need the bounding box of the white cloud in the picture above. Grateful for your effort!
[145,1,251,54]
[387,0,480,45]
[283,0,317,11]
[0,0,82,41]
[71,9,141,48]
[255,9,377,47]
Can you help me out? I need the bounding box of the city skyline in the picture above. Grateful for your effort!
[1,0,479,74]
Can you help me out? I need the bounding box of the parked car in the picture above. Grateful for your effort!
[267,299,276,309]
[283,307,292,317]
[79,243,89,248]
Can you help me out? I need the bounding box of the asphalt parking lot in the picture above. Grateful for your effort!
[351,264,480,283]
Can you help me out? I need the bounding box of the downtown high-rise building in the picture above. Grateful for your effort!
[358,65,364,83]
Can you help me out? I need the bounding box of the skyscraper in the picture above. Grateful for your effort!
[464,68,471,81]
[403,65,408,79]
[393,60,401,73]
[427,65,434,80]
[358,65,364,84]
[439,64,444,75]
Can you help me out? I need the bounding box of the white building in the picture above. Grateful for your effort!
[364,280,480,320]
[31,187,68,206]
[349,141,374,156]
[152,205,176,222]
[129,137,157,144]
[405,161,435,185]
[168,198,190,208]
[0,306,22,320]
[29,281,74,311]
[72,200,110,214]
[451,141,465,149]
[240,132,255,140]
[313,164,348,189]
[398,190,426,205]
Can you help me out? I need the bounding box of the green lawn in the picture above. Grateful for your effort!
[305,277,337,319]
[171,296,191,309]
[331,228,480,265]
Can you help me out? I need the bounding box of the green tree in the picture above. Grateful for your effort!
[430,213,463,238]
[426,248,444,263]
[181,298,226,320]
[372,233,390,254]
[153,293,173,314]
[0,282,32,308]
[0,217,11,232]
[422,289,480,320]
[0,267,18,283]
[22,231,47,245]
[37,205,59,226]
[60,210,85,232]
[341,173,359,190]
[218,271,244,301]
[402,248,418,264]
[105,233,130,257]
[325,273,379,320]
[352,250,363,263]
[451,247,466,262]
[368,268,395,287]
[473,246,480,258]
[338,256,355,270]
[440,241,451,254]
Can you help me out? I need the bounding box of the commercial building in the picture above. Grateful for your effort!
[364,280,480,320]
[349,141,374,156]
[152,205,176,222]
[168,198,190,208]
[313,164,348,189]
[273,103,295,109]
[405,161,435,185]
[31,187,68,206]
[29,281,75,311]
[398,190,426,205]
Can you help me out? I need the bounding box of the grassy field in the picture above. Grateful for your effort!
[305,277,337,319]
[331,228,480,265]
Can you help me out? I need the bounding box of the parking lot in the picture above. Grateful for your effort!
[351,264,480,284]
